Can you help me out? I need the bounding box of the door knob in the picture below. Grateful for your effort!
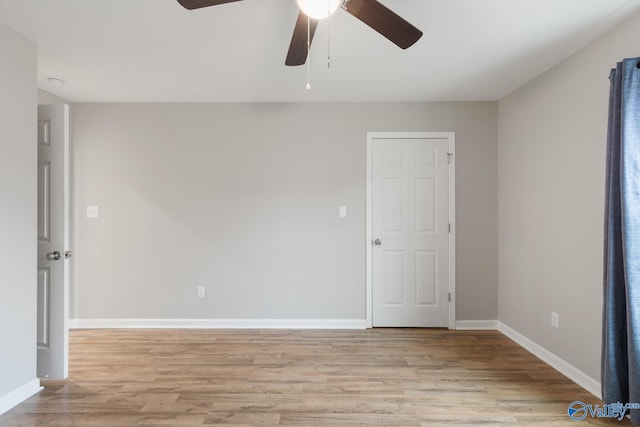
[46,251,61,261]
[373,239,382,246]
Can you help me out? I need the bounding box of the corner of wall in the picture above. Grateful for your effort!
[496,10,640,388]
[0,379,42,416]
[0,20,39,409]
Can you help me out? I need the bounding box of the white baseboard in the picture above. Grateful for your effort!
[455,320,498,330]
[497,321,601,398]
[0,379,42,416]
[70,318,367,330]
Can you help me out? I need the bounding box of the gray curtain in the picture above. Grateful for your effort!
[603,56,640,425]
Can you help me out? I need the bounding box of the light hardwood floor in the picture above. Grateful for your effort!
[0,329,629,426]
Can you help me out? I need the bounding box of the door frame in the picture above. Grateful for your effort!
[366,132,456,329]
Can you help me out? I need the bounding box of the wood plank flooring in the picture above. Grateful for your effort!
[0,329,630,426]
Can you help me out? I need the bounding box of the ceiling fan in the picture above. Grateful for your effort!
[176,0,423,66]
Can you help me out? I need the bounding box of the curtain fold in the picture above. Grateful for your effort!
[603,56,640,426]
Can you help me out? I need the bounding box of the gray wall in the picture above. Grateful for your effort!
[71,102,497,321]
[0,23,37,398]
[498,12,640,380]
[38,89,68,105]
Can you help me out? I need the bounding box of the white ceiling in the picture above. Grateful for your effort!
[0,0,639,102]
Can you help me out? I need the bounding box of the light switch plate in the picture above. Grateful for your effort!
[86,206,99,218]
[339,206,347,218]
[551,312,559,328]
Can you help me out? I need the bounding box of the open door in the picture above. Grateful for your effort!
[37,104,70,379]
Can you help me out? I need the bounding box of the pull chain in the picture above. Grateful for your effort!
[327,10,331,69]
[306,15,311,90]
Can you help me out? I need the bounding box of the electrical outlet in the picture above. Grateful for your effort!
[86,206,99,218]
[197,286,205,298]
[551,312,559,328]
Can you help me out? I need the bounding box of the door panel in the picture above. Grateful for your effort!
[37,162,51,241]
[383,251,405,304]
[37,104,69,379]
[371,136,451,327]
[415,250,437,305]
[382,179,404,231]
[37,268,50,348]
[415,178,436,232]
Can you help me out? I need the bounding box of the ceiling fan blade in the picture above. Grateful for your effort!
[343,0,423,49]
[177,0,243,10]
[285,11,319,66]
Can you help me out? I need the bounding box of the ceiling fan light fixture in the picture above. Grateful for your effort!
[295,0,341,19]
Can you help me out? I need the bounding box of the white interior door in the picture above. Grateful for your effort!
[368,133,454,327]
[37,104,70,379]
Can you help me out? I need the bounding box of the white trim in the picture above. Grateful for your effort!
[62,103,70,379]
[447,133,456,329]
[366,132,456,329]
[0,379,42,416]
[497,321,601,398]
[70,318,367,330]
[366,134,374,328]
[455,320,498,330]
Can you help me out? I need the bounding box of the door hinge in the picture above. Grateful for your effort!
[448,223,451,233]
[447,152,454,164]
[448,292,451,302]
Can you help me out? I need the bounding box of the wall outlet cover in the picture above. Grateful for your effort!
[86,206,99,218]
